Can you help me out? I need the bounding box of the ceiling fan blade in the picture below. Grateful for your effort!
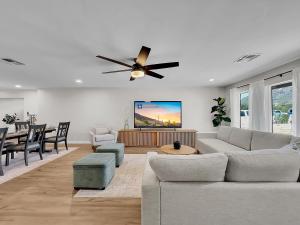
[130,77,135,81]
[136,46,151,66]
[143,62,179,70]
[96,55,132,68]
[102,69,132,74]
[145,70,164,79]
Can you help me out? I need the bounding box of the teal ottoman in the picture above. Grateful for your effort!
[73,153,115,190]
[95,143,125,167]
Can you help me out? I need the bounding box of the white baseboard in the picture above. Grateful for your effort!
[68,141,90,144]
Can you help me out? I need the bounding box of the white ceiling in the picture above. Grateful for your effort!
[1,0,300,89]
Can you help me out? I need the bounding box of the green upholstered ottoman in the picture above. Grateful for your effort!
[95,143,125,167]
[73,153,115,190]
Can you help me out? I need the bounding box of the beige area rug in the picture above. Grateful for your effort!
[74,154,147,198]
[0,147,78,184]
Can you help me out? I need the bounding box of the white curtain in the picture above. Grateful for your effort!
[292,68,300,136]
[249,80,267,131]
[264,84,272,132]
[229,87,240,128]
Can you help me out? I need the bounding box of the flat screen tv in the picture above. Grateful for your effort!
[134,101,182,128]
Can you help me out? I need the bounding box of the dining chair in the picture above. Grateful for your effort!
[43,122,70,154]
[15,121,30,132]
[3,121,29,160]
[15,121,30,143]
[6,124,46,166]
[0,127,8,176]
[3,141,16,159]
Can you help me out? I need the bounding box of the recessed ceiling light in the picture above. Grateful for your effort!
[15,84,22,88]
[235,54,261,63]
[75,79,82,84]
[209,78,215,82]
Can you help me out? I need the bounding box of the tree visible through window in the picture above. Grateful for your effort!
[271,82,292,134]
[240,91,249,129]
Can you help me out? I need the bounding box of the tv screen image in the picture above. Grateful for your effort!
[134,101,182,128]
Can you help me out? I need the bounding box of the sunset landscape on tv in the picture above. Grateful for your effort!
[134,101,182,128]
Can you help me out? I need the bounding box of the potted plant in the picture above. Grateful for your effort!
[211,97,231,127]
[2,113,18,132]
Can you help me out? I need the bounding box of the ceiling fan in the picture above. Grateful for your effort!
[96,46,179,81]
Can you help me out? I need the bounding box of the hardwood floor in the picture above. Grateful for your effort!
[0,144,158,225]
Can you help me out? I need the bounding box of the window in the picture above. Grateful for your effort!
[271,82,293,134]
[240,91,249,129]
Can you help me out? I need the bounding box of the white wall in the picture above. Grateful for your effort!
[0,90,38,119]
[36,87,225,142]
[0,98,24,127]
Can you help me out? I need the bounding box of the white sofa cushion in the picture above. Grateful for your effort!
[197,138,245,154]
[149,153,228,182]
[95,134,115,142]
[228,127,252,150]
[251,130,291,150]
[291,136,300,150]
[159,181,300,225]
[225,151,300,182]
[95,127,109,135]
[255,146,296,154]
[279,144,295,151]
[291,136,300,144]
[217,126,232,142]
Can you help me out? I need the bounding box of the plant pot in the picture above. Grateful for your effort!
[173,141,181,150]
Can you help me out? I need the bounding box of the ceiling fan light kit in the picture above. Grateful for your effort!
[131,68,145,78]
[96,46,179,81]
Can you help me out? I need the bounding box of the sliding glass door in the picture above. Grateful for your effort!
[271,82,293,134]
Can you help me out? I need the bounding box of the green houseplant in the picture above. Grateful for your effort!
[211,97,231,127]
[2,113,19,133]
[2,113,18,125]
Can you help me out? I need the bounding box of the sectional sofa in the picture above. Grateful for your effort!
[196,126,298,153]
[142,127,300,225]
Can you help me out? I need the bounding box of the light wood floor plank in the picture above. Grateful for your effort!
[0,144,159,225]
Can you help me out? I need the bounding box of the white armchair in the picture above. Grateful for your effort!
[89,127,118,147]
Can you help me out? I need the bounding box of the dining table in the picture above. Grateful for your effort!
[0,126,56,176]
[5,127,56,140]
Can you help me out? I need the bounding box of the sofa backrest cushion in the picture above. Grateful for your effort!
[217,126,232,142]
[95,127,109,135]
[149,153,228,182]
[251,130,291,150]
[228,127,252,150]
[225,151,300,182]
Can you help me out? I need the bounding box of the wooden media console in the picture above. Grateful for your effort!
[118,129,197,147]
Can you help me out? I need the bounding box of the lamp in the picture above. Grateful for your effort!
[131,68,145,78]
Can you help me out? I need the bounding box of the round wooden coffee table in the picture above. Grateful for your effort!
[160,144,198,155]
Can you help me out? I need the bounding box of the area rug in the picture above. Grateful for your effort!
[74,154,147,198]
[0,147,78,184]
